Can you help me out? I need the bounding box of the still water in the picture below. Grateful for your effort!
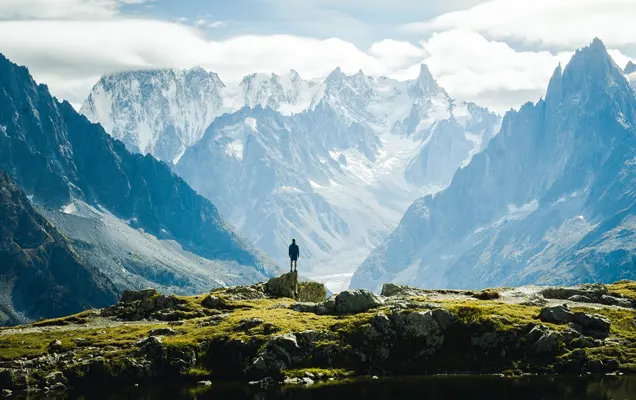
[26,375,636,400]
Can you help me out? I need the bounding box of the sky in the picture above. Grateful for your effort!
[0,0,635,114]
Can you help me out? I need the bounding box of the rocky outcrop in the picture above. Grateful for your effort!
[265,272,299,299]
[263,272,327,303]
[101,289,181,321]
[538,305,611,338]
[540,284,636,309]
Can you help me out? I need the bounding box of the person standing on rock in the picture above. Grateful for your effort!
[289,239,300,272]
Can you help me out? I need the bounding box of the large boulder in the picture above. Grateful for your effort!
[334,290,384,315]
[120,289,158,303]
[248,334,303,378]
[298,282,327,303]
[540,284,608,303]
[381,284,428,297]
[265,272,298,299]
[538,304,611,338]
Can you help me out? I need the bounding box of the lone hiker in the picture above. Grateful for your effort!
[289,239,300,272]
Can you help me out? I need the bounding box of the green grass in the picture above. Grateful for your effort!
[607,281,636,301]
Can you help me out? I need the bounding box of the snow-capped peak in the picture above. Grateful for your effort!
[409,63,444,98]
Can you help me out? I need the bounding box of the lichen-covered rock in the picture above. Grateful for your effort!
[235,318,264,331]
[381,283,428,297]
[148,328,178,337]
[539,304,575,324]
[539,304,611,338]
[44,371,67,386]
[265,272,298,299]
[248,334,302,378]
[297,282,327,303]
[120,289,158,303]
[201,295,222,309]
[48,340,63,354]
[540,284,609,303]
[334,290,384,315]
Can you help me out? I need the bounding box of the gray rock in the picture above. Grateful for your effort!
[249,377,277,389]
[381,283,428,297]
[44,371,66,386]
[47,340,63,354]
[235,318,264,331]
[2,389,12,397]
[540,284,608,303]
[72,338,90,347]
[289,302,318,313]
[120,289,158,303]
[539,304,574,324]
[197,380,212,386]
[148,327,178,337]
[334,290,384,315]
[529,326,562,354]
[600,295,634,308]
[431,309,457,330]
[201,295,222,309]
[568,295,592,303]
[49,382,67,392]
[249,333,302,378]
[265,272,298,299]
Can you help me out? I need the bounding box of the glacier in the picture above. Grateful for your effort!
[172,65,500,291]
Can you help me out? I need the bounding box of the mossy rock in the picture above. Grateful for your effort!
[298,282,327,303]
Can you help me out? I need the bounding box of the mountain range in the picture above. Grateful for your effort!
[351,39,636,291]
[0,54,277,324]
[83,64,500,291]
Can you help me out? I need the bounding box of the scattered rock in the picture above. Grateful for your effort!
[49,382,67,392]
[201,295,222,309]
[568,295,592,303]
[600,295,634,308]
[540,284,608,303]
[168,321,185,326]
[473,289,501,300]
[72,338,90,347]
[44,371,66,386]
[197,381,212,386]
[249,377,277,389]
[334,290,384,315]
[539,304,611,338]
[120,289,158,303]
[381,283,428,297]
[539,305,574,324]
[47,340,63,353]
[148,328,178,337]
[235,318,264,331]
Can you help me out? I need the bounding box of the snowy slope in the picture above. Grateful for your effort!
[352,39,636,292]
[176,65,500,291]
[80,68,227,163]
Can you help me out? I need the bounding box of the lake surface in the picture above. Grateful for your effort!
[23,375,636,400]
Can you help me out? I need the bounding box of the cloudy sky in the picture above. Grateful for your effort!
[0,0,635,113]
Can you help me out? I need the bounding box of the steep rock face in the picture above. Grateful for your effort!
[176,66,499,291]
[0,171,117,326]
[626,61,636,92]
[352,39,636,291]
[239,71,319,115]
[0,54,277,303]
[80,68,226,163]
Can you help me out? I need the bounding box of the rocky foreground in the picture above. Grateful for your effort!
[0,273,635,395]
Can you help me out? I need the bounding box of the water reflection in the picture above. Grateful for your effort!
[17,375,636,400]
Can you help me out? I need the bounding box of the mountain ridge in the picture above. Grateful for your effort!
[351,39,636,291]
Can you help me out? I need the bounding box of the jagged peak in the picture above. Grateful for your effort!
[549,38,630,102]
[625,61,636,75]
[417,63,434,82]
[326,66,344,81]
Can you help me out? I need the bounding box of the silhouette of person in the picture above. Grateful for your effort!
[289,239,300,272]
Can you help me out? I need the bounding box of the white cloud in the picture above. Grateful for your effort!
[0,0,147,19]
[208,20,229,29]
[403,0,636,50]
[414,30,575,112]
[0,19,415,104]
